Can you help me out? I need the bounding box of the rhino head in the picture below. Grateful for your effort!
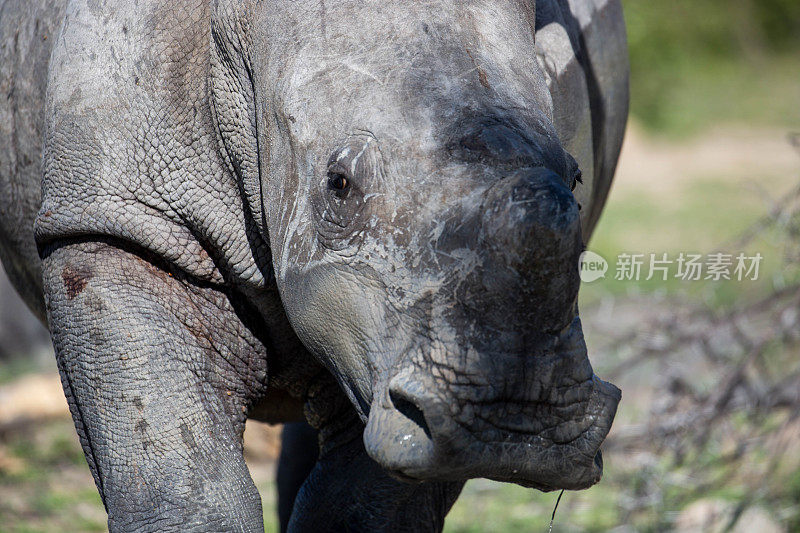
[214,0,620,491]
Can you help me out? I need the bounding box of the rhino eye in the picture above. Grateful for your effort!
[327,171,350,193]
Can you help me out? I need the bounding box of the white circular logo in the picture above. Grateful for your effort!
[579,251,608,283]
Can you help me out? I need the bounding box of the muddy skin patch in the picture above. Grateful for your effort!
[61,264,92,299]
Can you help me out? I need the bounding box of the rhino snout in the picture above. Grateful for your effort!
[362,323,621,491]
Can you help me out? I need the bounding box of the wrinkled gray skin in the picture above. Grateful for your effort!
[0,0,628,531]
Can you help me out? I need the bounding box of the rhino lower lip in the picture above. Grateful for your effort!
[364,373,620,489]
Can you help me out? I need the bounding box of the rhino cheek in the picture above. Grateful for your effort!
[279,263,392,413]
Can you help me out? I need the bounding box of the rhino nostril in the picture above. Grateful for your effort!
[389,390,432,439]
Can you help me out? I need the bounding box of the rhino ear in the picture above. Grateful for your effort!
[210,1,269,243]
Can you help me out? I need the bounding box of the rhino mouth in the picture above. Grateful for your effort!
[364,375,619,490]
[362,343,621,491]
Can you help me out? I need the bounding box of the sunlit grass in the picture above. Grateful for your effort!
[0,420,106,533]
[622,0,800,136]
[445,479,621,532]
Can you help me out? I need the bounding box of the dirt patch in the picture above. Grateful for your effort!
[0,374,69,430]
[614,124,800,198]
[61,265,92,299]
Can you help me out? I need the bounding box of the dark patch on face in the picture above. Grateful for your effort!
[434,111,571,183]
[457,121,543,168]
[61,265,92,299]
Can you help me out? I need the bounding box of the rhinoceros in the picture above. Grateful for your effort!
[0,0,628,530]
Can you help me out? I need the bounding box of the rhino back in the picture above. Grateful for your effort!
[0,0,67,322]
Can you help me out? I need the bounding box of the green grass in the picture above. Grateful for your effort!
[0,420,285,533]
[0,358,42,386]
[445,480,620,532]
[258,480,280,533]
[629,55,800,137]
[0,420,107,533]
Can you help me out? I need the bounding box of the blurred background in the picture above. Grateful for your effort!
[1,0,799,531]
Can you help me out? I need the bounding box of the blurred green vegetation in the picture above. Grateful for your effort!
[623,0,800,134]
[0,357,41,386]
[0,420,106,533]
[580,177,800,310]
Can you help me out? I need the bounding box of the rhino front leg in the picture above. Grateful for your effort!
[289,389,464,532]
[277,422,319,532]
[42,240,268,532]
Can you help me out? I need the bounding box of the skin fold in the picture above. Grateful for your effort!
[0,0,628,531]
